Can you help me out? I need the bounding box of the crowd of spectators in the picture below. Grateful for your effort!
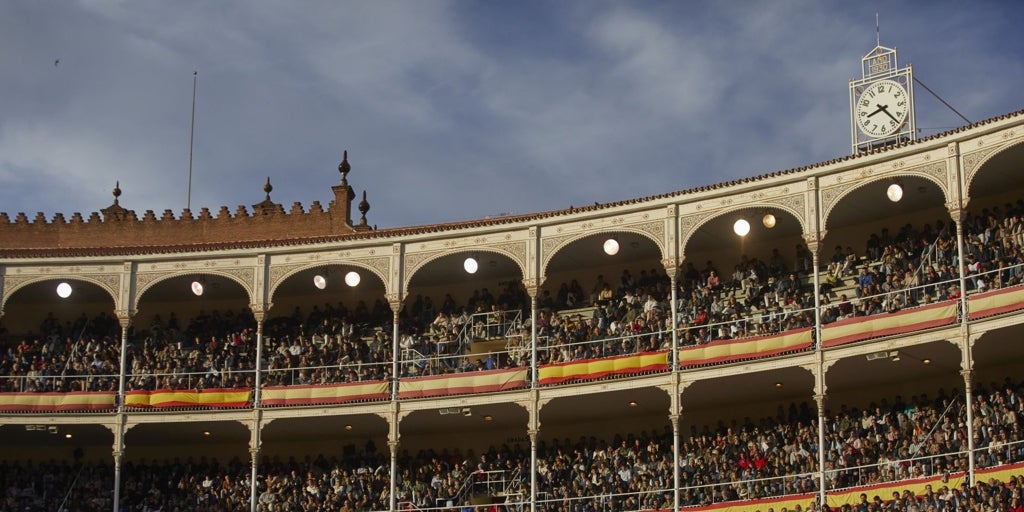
[530,201,1024,373]
[6,378,1024,511]
[4,202,1024,398]
[0,312,121,393]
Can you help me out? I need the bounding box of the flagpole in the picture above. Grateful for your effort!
[187,70,197,211]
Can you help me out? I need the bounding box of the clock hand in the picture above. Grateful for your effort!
[877,104,900,124]
[866,105,885,118]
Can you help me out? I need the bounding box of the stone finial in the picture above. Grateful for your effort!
[252,177,283,215]
[101,180,132,221]
[358,190,370,227]
[338,150,351,185]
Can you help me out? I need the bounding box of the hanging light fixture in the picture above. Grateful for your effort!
[191,281,204,296]
[603,238,620,255]
[886,183,904,202]
[762,213,777,229]
[344,271,361,287]
[313,275,327,290]
[464,257,479,274]
[56,282,73,299]
[733,219,751,237]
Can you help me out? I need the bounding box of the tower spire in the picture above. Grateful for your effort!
[875,13,880,46]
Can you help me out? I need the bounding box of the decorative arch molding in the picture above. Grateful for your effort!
[403,240,529,294]
[266,258,389,301]
[1,271,120,312]
[539,219,667,278]
[962,134,1024,196]
[819,159,950,232]
[135,267,255,305]
[678,193,808,253]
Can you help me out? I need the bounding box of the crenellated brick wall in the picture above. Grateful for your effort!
[0,185,366,252]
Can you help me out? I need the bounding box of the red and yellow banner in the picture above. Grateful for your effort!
[827,464,1023,507]
[0,391,116,412]
[827,472,967,507]
[976,461,1024,485]
[678,328,812,368]
[538,351,668,386]
[969,285,1024,320]
[821,302,957,348]
[261,380,389,406]
[399,368,527,399]
[124,388,251,409]
[685,492,816,512]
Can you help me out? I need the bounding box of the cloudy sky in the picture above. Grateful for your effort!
[1,1,1021,230]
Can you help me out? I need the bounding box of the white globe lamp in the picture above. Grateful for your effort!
[344,271,361,287]
[886,183,904,202]
[733,219,751,237]
[56,282,73,299]
[603,238,620,255]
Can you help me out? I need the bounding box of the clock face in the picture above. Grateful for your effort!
[855,79,909,138]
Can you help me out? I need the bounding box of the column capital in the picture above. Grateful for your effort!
[813,393,828,414]
[522,280,541,299]
[386,293,404,313]
[115,310,134,329]
[250,303,271,324]
[662,259,679,279]
[946,204,964,224]
[802,234,821,254]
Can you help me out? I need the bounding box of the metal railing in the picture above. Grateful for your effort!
[0,372,120,394]
[3,262,1024,411]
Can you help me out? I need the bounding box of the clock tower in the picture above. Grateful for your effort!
[850,42,916,153]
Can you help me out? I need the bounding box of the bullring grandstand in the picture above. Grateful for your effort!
[3,47,1024,512]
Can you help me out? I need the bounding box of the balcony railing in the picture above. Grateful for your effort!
[3,263,1024,413]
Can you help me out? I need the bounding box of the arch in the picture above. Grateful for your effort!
[820,169,952,234]
[963,138,1024,206]
[135,270,254,306]
[267,262,388,303]
[678,203,807,257]
[1,275,118,314]
[540,228,666,282]
[403,247,527,298]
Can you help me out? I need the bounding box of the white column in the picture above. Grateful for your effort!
[111,420,125,512]
[113,317,130,512]
[390,302,401,400]
[670,412,680,512]
[815,392,827,507]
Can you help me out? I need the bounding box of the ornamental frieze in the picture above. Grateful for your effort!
[219,267,256,291]
[963,145,1003,185]
[268,262,315,292]
[540,233,574,260]
[678,211,717,244]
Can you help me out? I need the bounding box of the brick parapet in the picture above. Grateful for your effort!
[0,198,356,252]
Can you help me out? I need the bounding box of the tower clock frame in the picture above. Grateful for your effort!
[850,44,916,154]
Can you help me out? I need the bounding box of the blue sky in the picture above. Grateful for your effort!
[1,1,1021,229]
